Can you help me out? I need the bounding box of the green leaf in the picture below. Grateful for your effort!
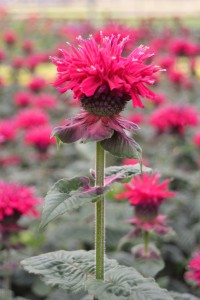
[22,250,173,300]
[131,244,165,277]
[130,280,173,300]
[169,292,200,300]
[105,164,151,183]
[86,266,173,300]
[21,250,118,294]
[40,176,104,229]
[100,131,142,159]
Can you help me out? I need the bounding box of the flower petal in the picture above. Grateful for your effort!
[52,120,86,143]
[81,118,114,143]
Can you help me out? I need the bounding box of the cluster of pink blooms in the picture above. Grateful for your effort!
[0,119,16,144]
[185,252,200,286]
[25,125,55,153]
[150,103,199,134]
[0,181,41,222]
[15,108,49,129]
[117,173,175,234]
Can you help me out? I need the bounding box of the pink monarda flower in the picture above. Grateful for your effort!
[32,93,57,110]
[28,76,46,93]
[0,181,41,222]
[0,155,21,167]
[127,112,144,125]
[168,68,192,89]
[0,119,16,143]
[193,132,200,147]
[117,173,175,220]
[52,35,160,107]
[123,158,148,166]
[24,125,56,153]
[185,252,200,286]
[14,91,33,107]
[150,103,199,135]
[12,56,24,69]
[3,31,17,46]
[169,37,198,57]
[16,108,49,130]
[22,40,34,54]
[51,35,161,156]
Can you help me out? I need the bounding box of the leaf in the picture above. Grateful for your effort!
[100,131,142,159]
[22,250,173,300]
[170,292,200,300]
[105,164,151,183]
[40,176,104,229]
[86,266,173,300]
[21,250,118,294]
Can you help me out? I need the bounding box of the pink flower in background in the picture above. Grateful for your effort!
[157,55,175,70]
[0,181,41,221]
[168,68,192,88]
[0,155,21,167]
[185,252,200,286]
[25,125,56,153]
[51,34,161,108]
[193,132,200,147]
[127,112,144,125]
[32,93,57,109]
[14,91,33,107]
[3,31,17,46]
[28,76,46,93]
[117,173,175,208]
[0,119,16,143]
[150,104,199,134]
[16,108,49,129]
[12,57,24,69]
[150,93,167,106]
[22,40,34,54]
[122,158,148,166]
[169,37,198,56]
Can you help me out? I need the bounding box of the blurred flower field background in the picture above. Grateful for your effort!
[1,1,200,299]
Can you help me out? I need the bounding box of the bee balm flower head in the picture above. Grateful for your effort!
[52,34,161,111]
[117,173,175,220]
[51,34,161,158]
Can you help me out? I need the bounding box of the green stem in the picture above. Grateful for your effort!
[95,142,105,281]
[3,249,11,300]
[144,231,150,257]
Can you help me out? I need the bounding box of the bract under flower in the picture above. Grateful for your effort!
[52,110,141,158]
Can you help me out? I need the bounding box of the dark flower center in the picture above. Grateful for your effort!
[81,88,130,117]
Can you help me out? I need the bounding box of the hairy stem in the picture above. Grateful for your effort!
[144,231,150,256]
[95,142,105,281]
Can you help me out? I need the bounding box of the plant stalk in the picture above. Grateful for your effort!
[95,142,105,282]
[144,230,150,256]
